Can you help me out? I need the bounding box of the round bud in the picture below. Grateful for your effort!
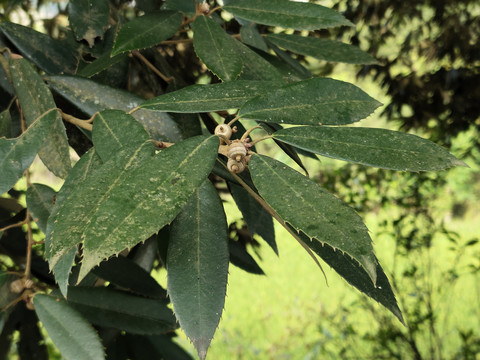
[199,2,210,14]
[227,158,246,173]
[214,124,233,140]
[10,279,25,294]
[227,140,247,162]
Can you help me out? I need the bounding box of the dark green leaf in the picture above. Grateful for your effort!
[229,182,277,254]
[33,294,104,360]
[0,110,11,138]
[147,335,194,360]
[66,287,177,334]
[77,52,127,77]
[93,256,167,300]
[168,181,229,360]
[235,41,285,81]
[46,149,103,295]
[111,11,183,56]
[162,0,196,16]
[224,0,353,30]
[228,238,264,275]
[240,77,382,125]
[274,126,466,171]
[92,109,150,161]
[140,80,283,112]
[48,135,219,283]
[18,309,48,360]
[69,0,110,47]
[10,58,71,178]
[240,24,269,52]
[25,184,57,234]
[298,230,404,323]
[266,33,378,64]
[0,22,77,74]
[193,15,243,81]
[266,39,312,79]
[249,154,377,284]
[0,109,57,195]
[46,75,182,142]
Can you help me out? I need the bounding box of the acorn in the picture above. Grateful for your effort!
[227,158,246,173]
[214,124,233,142]
[228,140,247,162]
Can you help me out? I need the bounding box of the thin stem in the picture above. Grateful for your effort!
[58,109,93,131]
[250,135,272,146]
[240,125,262,141]
[161,38,193,45]
[24,210,33,278]
[207,6,222,16]
[128,106,140,115]
[133,50,173,83]
[221,159,328,284]
[227,115,240,127]
[0,218,28,232]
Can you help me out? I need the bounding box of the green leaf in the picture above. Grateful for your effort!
[240,24,269,52]
[0,110,12,138]
[140,81,283,112]
[0,22,77,74]
[273,126,467,171]
[33,294,104,360]
[297,230,404,323]
[10,58,71,178]
[77,52,128,78]
[168,180,229,360]
[239,77,382,125]
[224,0,353,30]
[235,41,285,81]
[193,15,243,81]
[93,256,167,299]
[46,75,182,142]
[48,135,219,284]
[66,287,177,334]
[162,0,196,16]
[228,238,264,275]
[266,39,312,79]
[249,154,378,284]
[229,182,277,254]
[46,149,103,295]
[0,109,57,195]
[111,11,183,56]
[69,0,110,47]
[92,109,150,162]
[266,33,377,64]
[25,184,57,234]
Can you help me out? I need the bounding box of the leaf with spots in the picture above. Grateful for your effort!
[168,180,229,360]
[249,154,378,285]
[193,15,243,81]
[273,126,467,171]
[239,77,382,125]
[26,183,57,234]
[224,0,352,30]
[92,109,151,162]
[10,58,71,178]
[33,294,104,360]
[48,135,219,286]
[69,0,110,47]
[111,11,183,56]
[46,75,182,142]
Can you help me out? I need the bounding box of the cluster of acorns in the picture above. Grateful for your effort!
[214,124,253,174]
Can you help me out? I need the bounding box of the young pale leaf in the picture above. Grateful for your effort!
[66,287,177,334]
[193,15,243,81]
[224,0,353,30]
[68,0,109,47]
[10,58,71,178]
[93,256,167,300]
[0,109,57,195]
[249,154,377,284]
[0,22,77,74]
[33,294,104,360]
[168,181,229,360]
[46,75,182,142]
[46,149,104,295]
[0,110,12,138]
[229,182,277,254]
[111,11,183,56]
[266,33,377,65]
[26,184,57,234]
[140,81,283,112]
[273,126,467,171]
[92,109,150,162]
[299,230,404,323]
[240,77,382,125]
